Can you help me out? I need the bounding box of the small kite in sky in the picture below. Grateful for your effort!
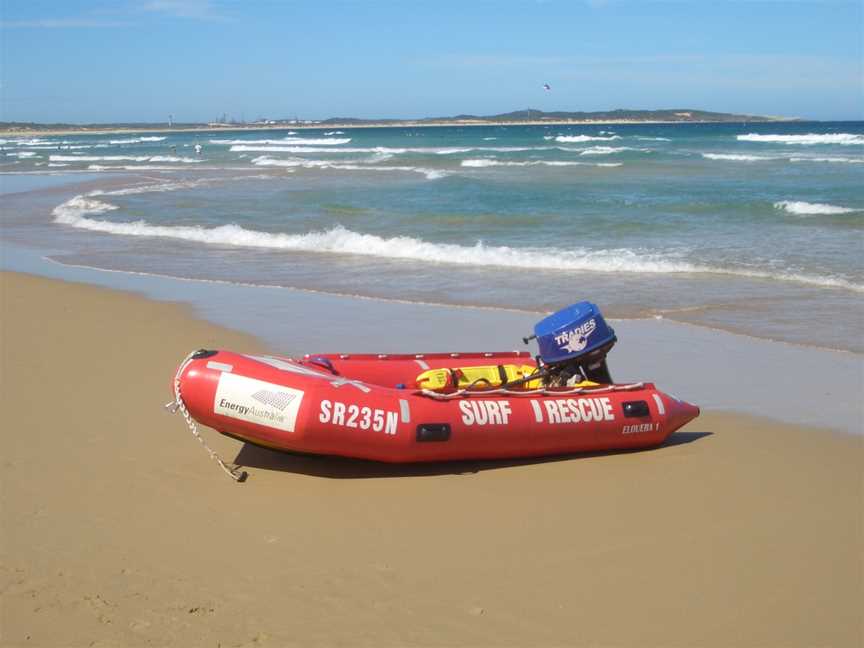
[543,83,551,91]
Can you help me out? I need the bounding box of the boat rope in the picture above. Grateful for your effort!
[416,382,645,400]
[164,350,247,482]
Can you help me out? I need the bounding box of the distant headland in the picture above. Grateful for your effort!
[0,108,795,136]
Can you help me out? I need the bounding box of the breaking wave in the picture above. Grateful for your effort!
[230,144,541,155]
[231,145,378,154]
[737,133,864,145]
[88,165,198,171]
[579,146,645,155]
[702,153,864,164]
[24,143,107,150]
[51,155,150,162]
[89,179,213,197]
[548,135,622,143]
[250,156,445,179]
[774,200,859,216]
[49,154,200,163]
[461,159,622,168]
[702,153,780,161]
[50,194,862,292]
[789,156,864,164]
[108,136,167,144]
[212,137,351,146]
[0,138,50,146]
[52,195,119,220]
[148,155,202,163]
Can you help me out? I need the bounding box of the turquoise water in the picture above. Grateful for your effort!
[1,121,862,351]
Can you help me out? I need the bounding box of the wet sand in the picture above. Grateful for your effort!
[1,272,861,647]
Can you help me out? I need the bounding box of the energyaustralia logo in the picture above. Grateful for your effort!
[251,388,297,411]
[214,373,304,433]
[554,318,597,353]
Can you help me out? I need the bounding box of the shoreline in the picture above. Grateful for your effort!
[3,242,862,435]
[41,253,864,358]
[1,271,861,647]
[0,117,802,138]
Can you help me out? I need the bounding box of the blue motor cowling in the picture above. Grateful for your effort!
[529,301,616,384]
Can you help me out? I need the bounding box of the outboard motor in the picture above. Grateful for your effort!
[526,301,616,385]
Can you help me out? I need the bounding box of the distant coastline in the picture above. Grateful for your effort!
[0,108,797,137]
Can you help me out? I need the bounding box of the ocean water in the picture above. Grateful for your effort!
[1,121,862,352]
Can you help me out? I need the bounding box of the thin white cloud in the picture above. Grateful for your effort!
[0,1,229,29]
[141,0,226,20]
[1,18,129,28]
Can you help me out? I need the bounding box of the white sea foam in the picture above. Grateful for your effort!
[231,145,386,154]
[250,156,445,179]
[108,136,167,144]
[701,152,864,164]
[579,146,644,155]
[774,201,859,216]
[87,165,191,171]
[49,154,199,163]
[323,131,345,135]
[551,135,622,143]
[230,144,540,155]
[737,133,864,145]
[702,153,780,161]
[88,179,211,197]
[274,137,352,145]
[23,144,106,150]
[148,156,202,163]
[47,163,70,167]
[4,138,50,146]
[248,156,306,168]
[212,137,351,146]
[51,155,149,162]
[52,195,119,221]
[51,197,862,292]
[461,159,621,168]
[446,146,540,153]
[637,137,671,141]
[789,156,864,164]
[430,146,546,154]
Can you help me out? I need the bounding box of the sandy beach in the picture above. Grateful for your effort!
[1,271,861,647]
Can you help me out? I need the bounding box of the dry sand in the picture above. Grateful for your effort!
[1,272,861,647]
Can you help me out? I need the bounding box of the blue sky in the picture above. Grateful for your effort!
[1,0,861,123]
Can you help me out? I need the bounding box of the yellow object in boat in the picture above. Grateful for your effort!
[415,364,543,392]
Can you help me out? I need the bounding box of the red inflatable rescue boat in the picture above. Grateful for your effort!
[171,349,698,462]
[167,302,699,479]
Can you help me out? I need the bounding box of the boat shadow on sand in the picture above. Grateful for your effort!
[233,431,713,480]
